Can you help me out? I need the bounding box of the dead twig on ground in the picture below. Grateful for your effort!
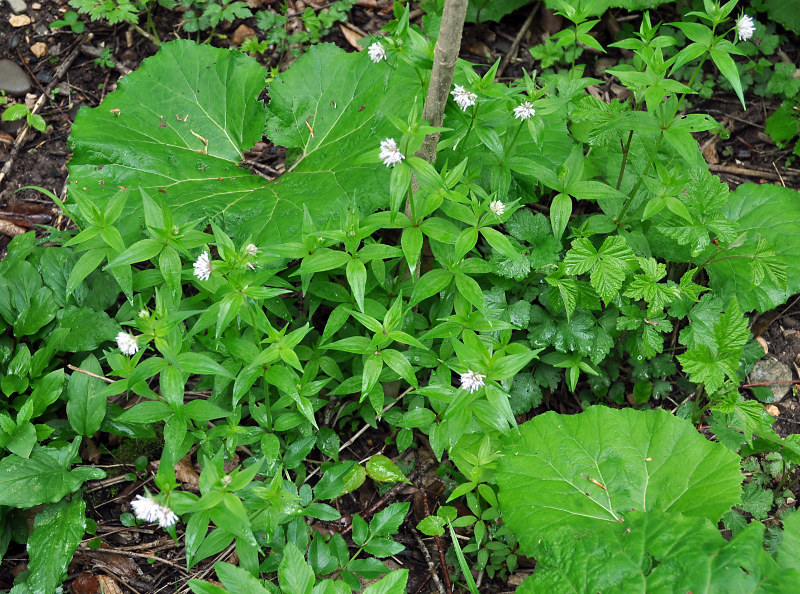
[709,163,797,182]
[496,2,540,79]
[411,526,447,594]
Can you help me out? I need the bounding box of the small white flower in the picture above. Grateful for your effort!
[131,494,178,528]
[379,138,405,167]
[193,251,212,281]
[490,200,506,216]
[368,42,386,63]
[116,331,139,356]
[460,369,486,393]
[736,14,755,41]
[451,84,477,111]
[513,101,536,121]
[245,243,258,257]
[138,309,149,318]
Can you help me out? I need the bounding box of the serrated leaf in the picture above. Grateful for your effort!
[67,41,418,245]
[497,406,742,551]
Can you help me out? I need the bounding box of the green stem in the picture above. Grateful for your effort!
[503,118,525,158]
[615,129,635,191]
[614,133,663,225]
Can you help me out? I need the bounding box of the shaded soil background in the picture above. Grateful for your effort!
[1,0,800,592]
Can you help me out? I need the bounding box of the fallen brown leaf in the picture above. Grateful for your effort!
[70,572,100,594]
[175,454,199,486]
[339,23,363,51]
[96,575,123,594]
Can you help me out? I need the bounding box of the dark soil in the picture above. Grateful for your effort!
[1,1,800,592]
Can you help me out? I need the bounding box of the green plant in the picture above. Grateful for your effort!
[93,46,115,69]
[5,0,800,590]
[1,103,46,133]
[50,10,85,33]
[253,0,356,58]
[496,406,800,591]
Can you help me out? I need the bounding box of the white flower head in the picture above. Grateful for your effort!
[490,200,506,216]
[451,84,477,111]
[131,494,177,528]
[379,138,405,167]
[116,331,139,356]
[245,243,258,257]
[460,369,486,393]
[513,101,536,121]
[193,251,212,281]
[138,309,149,319]
[368,42,386,63]
[736,14,755,41]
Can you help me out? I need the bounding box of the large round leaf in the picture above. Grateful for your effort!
[497,406,741,551]
[67,40,419,244]
[517,510,800,594]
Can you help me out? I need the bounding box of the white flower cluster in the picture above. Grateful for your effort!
[490,200,505,216]
[451,84,477,111]
[116,331,139,356]
[379,138,405,167]
[736,15,755,41]
[513,101,536,121]
[460,370,486,393]
[368,42,386,63]
[131,494,178,528]
[193,251,212,281]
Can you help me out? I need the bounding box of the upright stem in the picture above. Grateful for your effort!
[414,0,469,164]
[615,130,634,191]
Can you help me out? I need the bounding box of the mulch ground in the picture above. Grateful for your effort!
[1,1,800,592]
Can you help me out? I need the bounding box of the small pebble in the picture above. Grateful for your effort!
[8,14,31,27]
[31,1,40,8]
[0,59,32,97]
[30,42,47,58]
[5,0,27,14]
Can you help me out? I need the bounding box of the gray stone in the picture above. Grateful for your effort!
[0,59,32,97]
[750,357,794,402]
[5,0,27,15]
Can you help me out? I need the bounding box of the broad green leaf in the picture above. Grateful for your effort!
[550,192,572,242]
[13,287,57,337]
[25,497,86,594]
[707,183,800,313]
[369,502,410,538]
[0,443,105,507]
[518,511,800,593]
[279,543,314,594]
[366,454,411,484]
[362,569,408,594]
[216,561,271,594]
[68,41,418,245]
[56,306,119,352]
[67,355,107,436]
[497,406,742,552]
